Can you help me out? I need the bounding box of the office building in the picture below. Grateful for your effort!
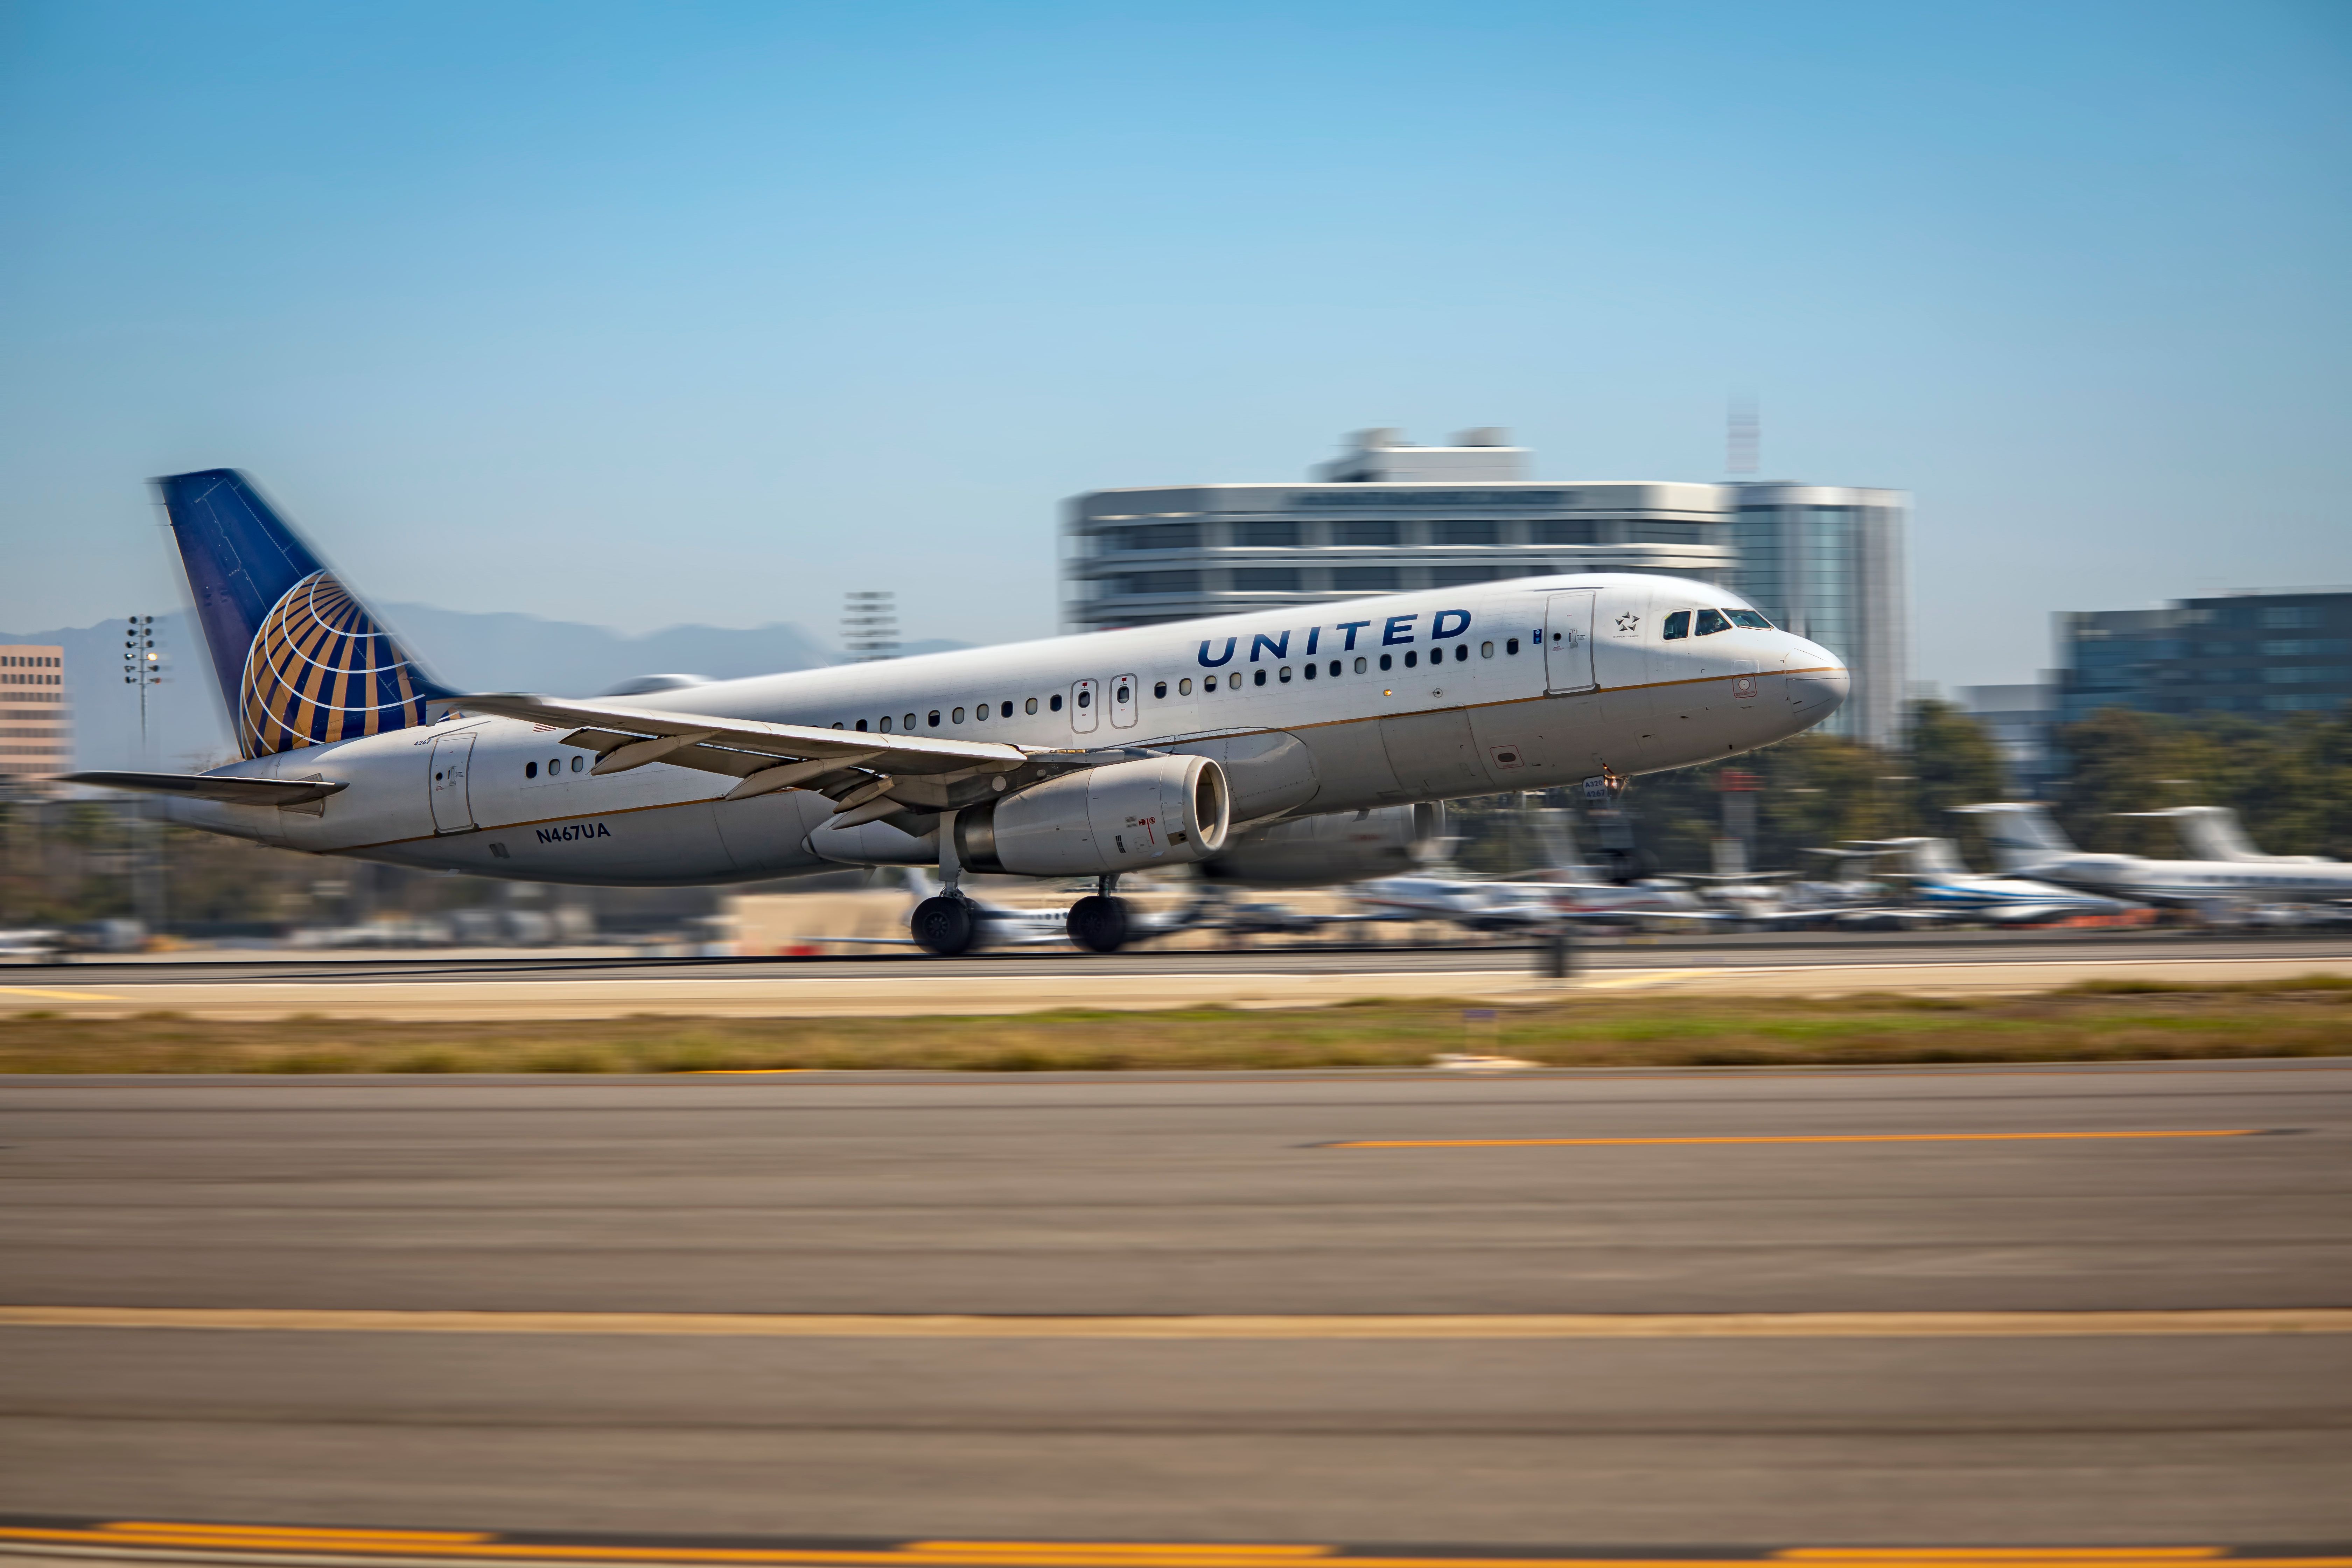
[0,643,72,786]
[1064,429,1733,632]
[1726,484,1910,748]
[2057,590,2352,726]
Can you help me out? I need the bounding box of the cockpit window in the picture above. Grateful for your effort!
[1729,610,1774,630]
[1662,611,1689,640]
[1695,608,1731,636]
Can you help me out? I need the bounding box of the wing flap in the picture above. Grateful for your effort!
[458,694,1028,777]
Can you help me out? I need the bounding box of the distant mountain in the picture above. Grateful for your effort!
[7,606,968,775]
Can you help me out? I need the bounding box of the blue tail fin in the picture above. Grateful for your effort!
[156,469,454,760]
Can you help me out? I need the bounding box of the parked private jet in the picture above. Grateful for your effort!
[1959,803,2352,918]
[1854,837,2144,925]
[68,470,1848,954]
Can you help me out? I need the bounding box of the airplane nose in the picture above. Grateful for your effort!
[1785,647,1849,724]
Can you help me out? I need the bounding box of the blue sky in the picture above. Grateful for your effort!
[3,1,2346,687]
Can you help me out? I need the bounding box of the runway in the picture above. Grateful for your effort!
[7,930,2352,1018]
[2,1060,2347,1545]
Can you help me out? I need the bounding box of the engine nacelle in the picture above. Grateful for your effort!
[957,755,1229,877]
[1199,802,1440,886]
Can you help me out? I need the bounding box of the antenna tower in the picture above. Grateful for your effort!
[841,591,899,662]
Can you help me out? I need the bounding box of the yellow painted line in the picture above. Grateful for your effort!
[1329,1129,2261,1149]
[1573,968,1714,991]
[0,1531,2332,1568]
[0,985,120,1002]
[2,1305,2346,1339]
[1781,1558,2227,1563]
[106,1526,492,1545]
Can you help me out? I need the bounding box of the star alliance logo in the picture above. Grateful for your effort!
[1615,612,1640,632]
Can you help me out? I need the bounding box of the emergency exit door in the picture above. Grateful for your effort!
[1545,590,1597,693]
[429,733,477,833]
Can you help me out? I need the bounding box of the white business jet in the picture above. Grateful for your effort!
[1958,803,2352,919]
[67,470,1848,955]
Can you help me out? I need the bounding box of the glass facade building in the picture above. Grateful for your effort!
[1726,484,1909,748]
[2057,591,2352,726]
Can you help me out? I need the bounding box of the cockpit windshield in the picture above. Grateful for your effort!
[1662,611,1689,640]
[1694,609,1731,636]
[1728,610,1774,630]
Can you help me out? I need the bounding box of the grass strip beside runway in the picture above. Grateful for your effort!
[4,975,2352,1073]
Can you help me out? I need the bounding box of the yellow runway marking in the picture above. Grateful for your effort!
[0,985,120,1002]
[0,1522,2343,1568]
[1328,1128,2261,1149]
[1,1305,2345,1339]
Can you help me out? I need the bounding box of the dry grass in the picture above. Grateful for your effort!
[4,974,2351,1073]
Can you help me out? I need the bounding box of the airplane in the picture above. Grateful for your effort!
[0,927,64,961]
[1850,836,2144,925]
[1957,803,2352,919]
[2120,805,2332,866]
[1351,804,1715,931]
[65,469,1849,956]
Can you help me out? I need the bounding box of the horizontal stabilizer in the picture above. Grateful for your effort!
[65,770,348,807]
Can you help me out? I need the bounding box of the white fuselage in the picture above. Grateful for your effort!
[164,574,1847,887]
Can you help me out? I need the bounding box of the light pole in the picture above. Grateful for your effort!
[120,615,167,936]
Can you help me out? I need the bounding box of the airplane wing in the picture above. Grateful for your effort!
[453,693,1042,818]
[63,770,349,807]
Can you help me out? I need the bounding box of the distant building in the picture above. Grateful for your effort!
[0,643,72,787]
[1958,682,2058,797]
[1726,484,1910,749]
[2057,590,2352,726]
[1063,429,1733,633]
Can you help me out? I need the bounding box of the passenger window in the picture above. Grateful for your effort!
[525,762,537,778]
[1204,675,1217,692]
[1000,701,1013,718]
[1328,659,1340,677]
[550,757,561,773]
[952,707,965,723]
[1027,698,1039,714]
[905,713,917,730]
[1077,690,1091,709]
[880,716,893,732]
[833,722,845,729]
[1454,644,1468,662]
[1179,678,1192,694]
[929,709,942,726]
[1663,611,1690,640]
[1695,609,1731,636]
[572,755,583,772]
[1379,653,1392,671]
[1050,694,1062,711]
[1154,681,1167,698]
[974,702,987,721]
[1480,641,1493,658]
[1302,664,1317,680]
[1354,656,1367,673]
[856,720,868,731]
[1279,666,1293,682]
[1730,610,1774,629]
[1253,669,1267,687]
[1404,650,1418,668]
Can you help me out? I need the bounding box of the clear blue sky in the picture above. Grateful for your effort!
[4,1,2346,687]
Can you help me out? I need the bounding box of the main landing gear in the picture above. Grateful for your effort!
[910,895,981,957]
[1066,875,1132,954]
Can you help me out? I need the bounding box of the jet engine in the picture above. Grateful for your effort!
[954,754,1230,877]
[1198,803,1440,886]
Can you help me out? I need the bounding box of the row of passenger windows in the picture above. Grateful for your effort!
[1662,608,1775,640]
[524,756,585,778]
[832,638,1534,730]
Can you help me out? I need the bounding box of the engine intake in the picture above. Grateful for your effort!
[957,755,1228,876]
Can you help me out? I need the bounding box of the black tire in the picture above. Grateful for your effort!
[1066,894,1132,954]
[909,895,977,957]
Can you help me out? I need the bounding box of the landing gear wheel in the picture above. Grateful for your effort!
[910,895,978,957]
[1065,894,1132,954]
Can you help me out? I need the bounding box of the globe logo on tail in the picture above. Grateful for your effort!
[237,570,434,757]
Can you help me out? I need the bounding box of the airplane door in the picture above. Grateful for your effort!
[428,733,477,833]
[1071,678,1100,734]
[1108,673,1139,730]
[1545,590,1597,693]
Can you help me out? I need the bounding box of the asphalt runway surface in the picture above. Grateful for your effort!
[3,1061,2349,1546]
[21,927,2352,985]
